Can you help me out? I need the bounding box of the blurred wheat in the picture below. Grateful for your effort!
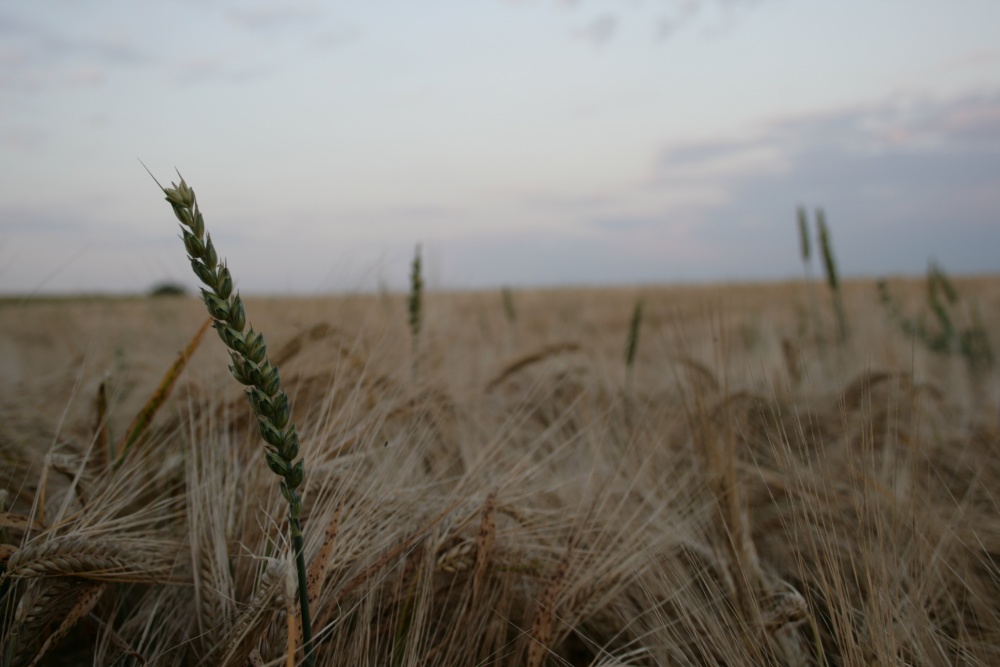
[1,257,998,666]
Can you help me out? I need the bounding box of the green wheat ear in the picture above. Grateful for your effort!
[408,244,423,373]
[816,207,849,343]
[796,205,823,349]
[625,298,643,372]
[815,208,837,292]
[624,297,643,422]
[796,205,811,264]
[409,244,423,336]
[154,173,316,667]
[502,286,517,324]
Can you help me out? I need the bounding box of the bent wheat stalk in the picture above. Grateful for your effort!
[153,174,316,667]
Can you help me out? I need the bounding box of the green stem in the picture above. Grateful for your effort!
[292,523,315,667]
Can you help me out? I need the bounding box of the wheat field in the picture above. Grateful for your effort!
[1,276,998,666]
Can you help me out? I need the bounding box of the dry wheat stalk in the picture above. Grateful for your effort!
[472,490,497,602]
[6,578,77,662]
[526,541,573,667]
[0,512,43,533]
[216,563,286,667]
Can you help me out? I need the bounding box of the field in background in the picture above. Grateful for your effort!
[1,277,999,665]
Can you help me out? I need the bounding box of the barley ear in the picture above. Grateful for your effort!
[154,174,316,667]
[115,317,211,466]
[25,583,106,667]
[306,502,343,608]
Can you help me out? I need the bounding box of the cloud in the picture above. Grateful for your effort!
[171,3,354,83]
[0,8,147,95]
[459,92,1000,287]
[938,48,1000,74]
[228,2,322,30]
[659,136,784,172]
[494,0,771,49]
[917,93,1000,149]
[314,26,361,50]
[649,91,1000,277]
[0,66,109,94]
[499,0,769,44]
[655,0,701,41]
[438,227,719,287]
[661,92,1000,174]
[3,126,47,152]
[779,93,1000,158]
[573,14,618,48]
[586,217,664,232]
[0,206,82,234]
[172,55,270,85]
[0,11,145,64]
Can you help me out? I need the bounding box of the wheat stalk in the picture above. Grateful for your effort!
[624,297,643,413]
[797,205,824,348]
[816,207,849,343]
[502,286,517,324]
[152,173,316,667]
[526,542,572,667]
[472,490,497,602]
[408,243,423,375]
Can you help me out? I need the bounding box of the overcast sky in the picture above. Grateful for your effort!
[2,0,999,294]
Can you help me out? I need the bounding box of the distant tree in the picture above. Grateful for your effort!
[148,281,189,297]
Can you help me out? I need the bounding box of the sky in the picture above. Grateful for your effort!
[1,0,999,294]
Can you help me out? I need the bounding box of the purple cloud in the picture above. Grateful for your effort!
[652,91,1000,278]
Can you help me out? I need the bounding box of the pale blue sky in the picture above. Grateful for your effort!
[1,0,998,293]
